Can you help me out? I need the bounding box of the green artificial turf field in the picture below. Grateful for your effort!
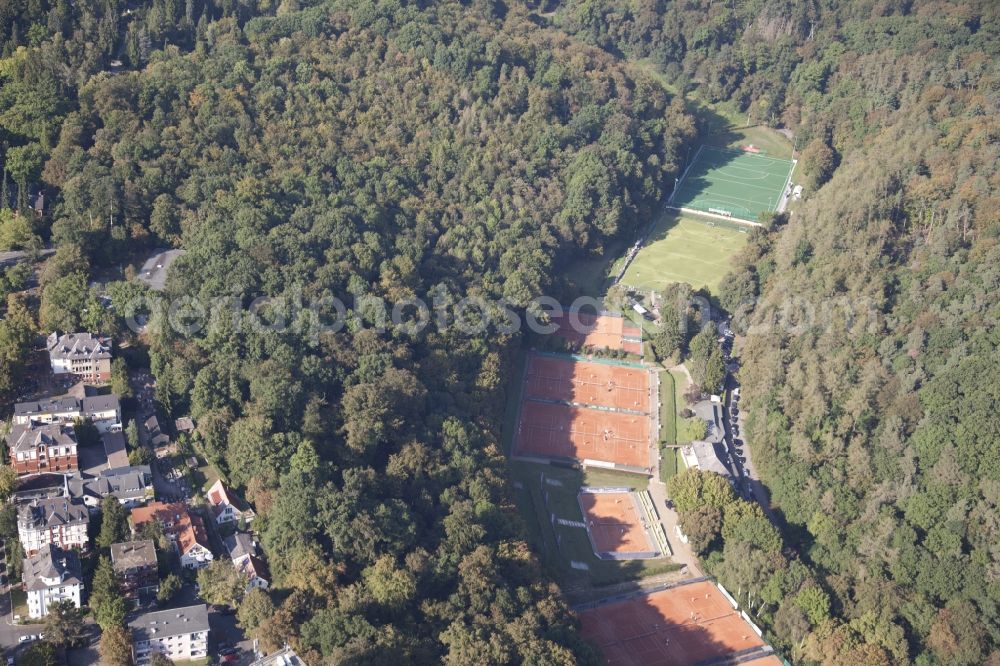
[670,145,795,221]
[620,213,747,293]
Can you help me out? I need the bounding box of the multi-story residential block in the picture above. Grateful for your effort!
[111,540,158,600]
[129,605,209,665]
[22,543,83,619]
[131,502,213,569]
[14,393,122,433]
[46,332,112,383]
[6,423,78,476]
[17,497,90,555]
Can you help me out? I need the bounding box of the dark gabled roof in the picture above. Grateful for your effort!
[18,497,89,530]
[67,467,150,503]
[14,396,79,417]
[223,532,256,561]
[46,332,111,362]
[6,423,77,455]
[81,394,120,414]
[22,544,82,592]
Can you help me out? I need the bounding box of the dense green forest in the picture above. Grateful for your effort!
[2,0,692,662]
[0,0,997,663]
[551,0,999,663]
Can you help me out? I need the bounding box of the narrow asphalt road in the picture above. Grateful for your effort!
[646,480,703,577]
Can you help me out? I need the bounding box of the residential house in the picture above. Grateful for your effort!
[224,532,269,591]
[131,502,213,569]
[14,393,122,433]
[102,431,130,469]
[13,473,69,504]
[22,544,83,619]
[145,415,174,457]
[250,647,306,666]
[111,540,158,600]
[223,532,256,564]
[17,497,89,555]
[6,423,78,476]
[46,332,112,383]
[206,479,255,526]
[236,555,270,591]
[174,417,195,435]
[67,466,153,509]
[129,605,209,665]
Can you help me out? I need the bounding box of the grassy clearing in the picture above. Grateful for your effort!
[11,587,28,621]
[631,59,794,160]
[621,213,748,294]
[563,240,628,299]
[714,125,794,160]
[509,461,679,589]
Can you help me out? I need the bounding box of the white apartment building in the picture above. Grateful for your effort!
[17,498,90,555]
[23,544,83,619]
[46,332,112,382]
[129,605,209,665]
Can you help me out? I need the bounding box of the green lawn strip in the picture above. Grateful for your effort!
[668,368,691,440]
[659,447,680,485]
[582,466,650,491]
[11,587,28,621]
[500,350,528,456]
[659,370,677,446]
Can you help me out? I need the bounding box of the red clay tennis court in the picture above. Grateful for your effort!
[524,355,651,412]
[515,401,651,468]
[551,311,644,355]
[579,491,654,556]
[578,581,769,666]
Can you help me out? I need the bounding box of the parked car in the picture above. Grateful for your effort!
[219,647,237,656]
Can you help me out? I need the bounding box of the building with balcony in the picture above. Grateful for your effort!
[129,605,209,665]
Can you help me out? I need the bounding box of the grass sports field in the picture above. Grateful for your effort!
[620,213,747,293]
[671,145,795,221]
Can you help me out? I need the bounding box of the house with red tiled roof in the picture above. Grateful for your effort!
[205,479,255,526]
[131,502,213,569]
